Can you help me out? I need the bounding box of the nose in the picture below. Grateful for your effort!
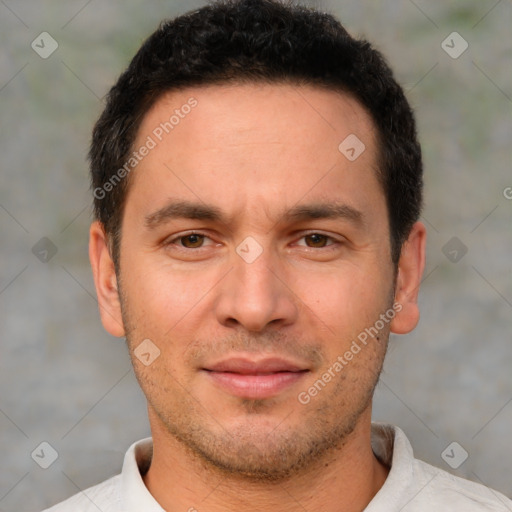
[213,242,299,332]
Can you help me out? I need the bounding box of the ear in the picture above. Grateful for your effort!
[89,221,125,337]
[390,221,427,335]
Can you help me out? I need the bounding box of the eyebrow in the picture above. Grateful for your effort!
[144,199,364,229]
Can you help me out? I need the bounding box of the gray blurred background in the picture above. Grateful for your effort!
[0,1,511,510]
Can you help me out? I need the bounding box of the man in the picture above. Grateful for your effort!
[44,0,512,510]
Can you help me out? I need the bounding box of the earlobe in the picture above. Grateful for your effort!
[89,221,126,337]
[390,221,427,335]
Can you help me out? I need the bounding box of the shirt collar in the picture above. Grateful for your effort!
[121,437,165,511]
[365,423,415,511]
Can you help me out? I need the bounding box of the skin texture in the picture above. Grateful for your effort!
[89,83,426,512]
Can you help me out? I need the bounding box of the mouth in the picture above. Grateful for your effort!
[202,356,310,399]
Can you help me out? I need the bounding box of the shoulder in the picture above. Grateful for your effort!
[370,424,512,511]
[411,458,512,511]
[41,474,122,512]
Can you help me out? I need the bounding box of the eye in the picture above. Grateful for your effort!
[167,232,214,249]
[296,233,337,248]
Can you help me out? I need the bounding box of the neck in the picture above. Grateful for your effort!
[143,407,389,512]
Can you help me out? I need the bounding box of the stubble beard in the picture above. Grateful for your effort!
[129,340,387,483]
[149,375,382,483]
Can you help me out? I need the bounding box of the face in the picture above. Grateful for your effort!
[90,83,425,480]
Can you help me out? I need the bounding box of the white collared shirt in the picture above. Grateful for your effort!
[42,424,512,511]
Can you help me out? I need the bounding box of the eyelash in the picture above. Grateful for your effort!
[165,231,341,251]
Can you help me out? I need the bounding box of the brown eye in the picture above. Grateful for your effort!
[304,233,330,248]
[180,234,205,248]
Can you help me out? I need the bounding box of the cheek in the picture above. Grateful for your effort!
[294,267,390,333]
[121,259,224,353]
[125,259,202,313]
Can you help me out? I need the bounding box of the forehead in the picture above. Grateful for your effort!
[135,82,377,153]
[127,83,383,226]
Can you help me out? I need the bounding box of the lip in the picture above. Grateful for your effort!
[203,356,310,399]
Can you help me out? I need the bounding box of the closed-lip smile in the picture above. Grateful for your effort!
[202,356,310,399]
